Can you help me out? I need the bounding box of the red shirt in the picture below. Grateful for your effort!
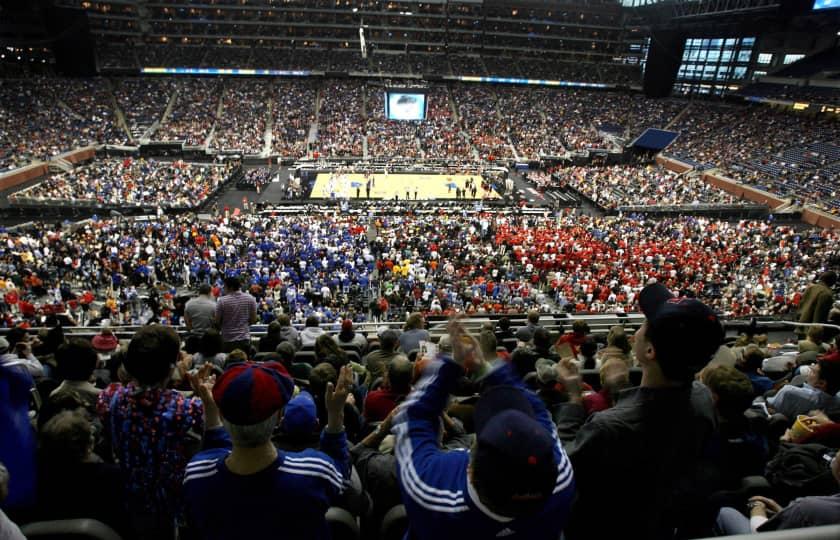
[363,389,405,423]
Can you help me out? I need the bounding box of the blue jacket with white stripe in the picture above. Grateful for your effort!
[394,358,575,540]
[182,426,349,540]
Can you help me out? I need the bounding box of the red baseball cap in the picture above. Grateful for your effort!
[213,361,295,425]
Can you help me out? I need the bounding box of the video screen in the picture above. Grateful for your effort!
[385,91,427,121]
[814,0,840,9]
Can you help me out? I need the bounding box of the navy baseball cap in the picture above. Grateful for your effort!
[472,386,556,515]
[639,283,724,375]
[213,361,295,425]
[281,390,319,435]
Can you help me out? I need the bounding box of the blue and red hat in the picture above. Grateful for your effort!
[213,361,295,425]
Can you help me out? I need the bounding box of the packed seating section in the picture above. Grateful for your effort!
[1,76,838,215]
[0,211,835,328]
[8,159,230,209]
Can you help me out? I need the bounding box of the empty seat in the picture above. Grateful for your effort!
[21,519,123,540]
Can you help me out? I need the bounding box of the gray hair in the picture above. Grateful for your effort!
[222,415,278,448]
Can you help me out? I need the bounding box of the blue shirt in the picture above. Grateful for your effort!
[0,359,36,510]
[183,427,349,540]
[394,358,575,540]
[768,384,840,419]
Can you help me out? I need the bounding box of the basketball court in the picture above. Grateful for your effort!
[310,172,501,200]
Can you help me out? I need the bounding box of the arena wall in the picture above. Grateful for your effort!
[701,172,788,209]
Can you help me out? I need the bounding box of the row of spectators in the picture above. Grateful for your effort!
[365,88,422,159]
[0,210,836,331]
[211,80,270,154]
[0,78,121,171]
[272,81,317,157]
[155,79,221,146]
[8,159,230,208]
[2,283,840,539]
[667,101,840,213]
[317,80,365,157]
[451,84,515,160]
[417,86,473,159]
[556,164,739,209]
[112,78,178,141]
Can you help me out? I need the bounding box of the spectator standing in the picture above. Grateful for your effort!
[183,362,352,540]
[184,284,217,344]
[399,312,430,354]
[555,283,721,539]
[0,338,37,513]
[797,271,837,336]
[394,320,574,540]
[97,325,204,540]
[215,276,257,353]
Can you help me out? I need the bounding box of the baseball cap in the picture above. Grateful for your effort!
[515,326,534,343]
[281,390,319,435]
[213,361,295,425]
[341,319,353,332]
[472,385,557,515]
[639,283,723,376]
[91,330,119,352]
[535,358,559,385]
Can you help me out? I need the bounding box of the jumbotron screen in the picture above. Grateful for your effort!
[814,0,840,9]
[385,90,427,121]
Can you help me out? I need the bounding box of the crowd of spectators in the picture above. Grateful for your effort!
[667,102,840,212]
[212,80,270,154]
[53,78,128,146]
[557,164,739,209]
[417,86,473,159]
[365,87,421,159]
[272,81,317,157]
[0,210,835,335]
[317,80,365,157]
[451,84,514,160]
[112,78,178,140]
[155,79,221,146]
[237,167,272,191]
[8,159,229,209]
[2,277,840,539]
[0,79,118,171]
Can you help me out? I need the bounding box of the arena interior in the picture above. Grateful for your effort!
[1,1,840,539]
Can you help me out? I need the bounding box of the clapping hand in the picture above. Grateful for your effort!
[188,364,221,429]
[448,316,483,373]
[325,365,353,433]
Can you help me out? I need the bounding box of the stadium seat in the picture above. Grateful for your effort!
[20,519,123,540]
[326,507,360,540]
[379,504,408,540]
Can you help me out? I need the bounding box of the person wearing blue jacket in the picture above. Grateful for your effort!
[393,319,575,540]
[182,361,353,540]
